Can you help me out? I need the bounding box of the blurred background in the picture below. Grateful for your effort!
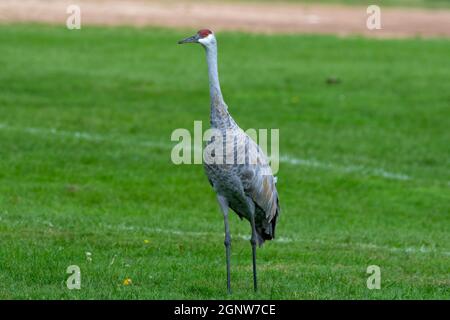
[1,0,450,37]
[0,0,449,299]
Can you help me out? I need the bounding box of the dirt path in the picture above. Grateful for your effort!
[1,0,449,38]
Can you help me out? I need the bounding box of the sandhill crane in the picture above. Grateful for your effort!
[178,29,280,293]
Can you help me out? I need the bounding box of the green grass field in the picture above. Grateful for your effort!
[0,24,449,299]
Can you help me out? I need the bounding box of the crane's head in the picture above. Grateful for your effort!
[178,29,216,48]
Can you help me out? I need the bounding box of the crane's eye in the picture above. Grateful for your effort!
[198,29,212,38]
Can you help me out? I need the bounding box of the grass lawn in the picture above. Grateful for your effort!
[0,24,449,299]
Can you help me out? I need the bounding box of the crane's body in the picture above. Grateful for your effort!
[204,125,279,245]
[178,29,280,293]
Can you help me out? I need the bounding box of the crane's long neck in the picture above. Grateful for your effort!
[206,44,223,105]
[205,43,235,130]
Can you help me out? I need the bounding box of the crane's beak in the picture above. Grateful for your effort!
[178,34,200,44]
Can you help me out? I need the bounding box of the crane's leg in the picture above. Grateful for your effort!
[249,208,258,292]
[217,195,231,294]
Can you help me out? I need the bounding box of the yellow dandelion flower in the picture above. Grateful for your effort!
[123,278,132,286]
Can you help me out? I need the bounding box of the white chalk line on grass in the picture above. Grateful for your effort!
[102,222,450,256]
[0,123,413,181]
[0,123,168,149]
[1,214,448,256]
[279,155,411,181]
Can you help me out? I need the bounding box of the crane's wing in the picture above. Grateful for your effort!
[242,156,279,222]
[237,133,280,239]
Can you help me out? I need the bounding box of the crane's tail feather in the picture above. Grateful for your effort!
[256,221,276,247]
[255,201,280,247]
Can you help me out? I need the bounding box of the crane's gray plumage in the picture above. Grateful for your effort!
[179,29,280,293]
[204,132,280,245]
